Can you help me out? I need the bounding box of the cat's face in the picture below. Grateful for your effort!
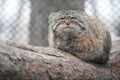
[49,10,86,40]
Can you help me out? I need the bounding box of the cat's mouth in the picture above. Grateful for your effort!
[63,26,73,30]
[63,26,76,35]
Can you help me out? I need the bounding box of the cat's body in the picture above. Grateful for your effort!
[48,10,111,64]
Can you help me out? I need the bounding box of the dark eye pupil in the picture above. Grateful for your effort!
[60,18,64,19]
[58,18,64,21]
[71,17,77,20]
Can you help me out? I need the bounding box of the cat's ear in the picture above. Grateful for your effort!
[48,12,56,25]
[49,12,56,19]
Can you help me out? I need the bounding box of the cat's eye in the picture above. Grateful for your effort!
[58,18,64,21]
[71,17,77,20]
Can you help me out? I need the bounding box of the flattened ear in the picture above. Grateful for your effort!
[49,12,56,18]
[48,13,55,47]
[48,12,56,24]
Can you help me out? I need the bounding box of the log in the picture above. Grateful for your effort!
[0,39,119,80]
[108,38,120,79]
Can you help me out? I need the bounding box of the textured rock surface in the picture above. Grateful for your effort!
[0,40,119,80]
[108,38,120,79]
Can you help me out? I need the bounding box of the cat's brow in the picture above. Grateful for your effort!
[63,12,71,18]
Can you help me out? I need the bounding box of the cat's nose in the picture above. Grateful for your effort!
[65,19,71,25]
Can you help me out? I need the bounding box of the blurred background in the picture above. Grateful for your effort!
[0,0,120,47]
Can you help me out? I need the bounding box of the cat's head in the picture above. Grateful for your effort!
[48,10,88,40]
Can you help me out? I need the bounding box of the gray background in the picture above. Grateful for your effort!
[0,0,120,47]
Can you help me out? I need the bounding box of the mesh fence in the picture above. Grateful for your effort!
[0,0,120,46]
[0,0,31,44]
[85,0,120,39]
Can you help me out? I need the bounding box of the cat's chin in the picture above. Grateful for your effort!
[62,28,73,33]
[59,32,80,41]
